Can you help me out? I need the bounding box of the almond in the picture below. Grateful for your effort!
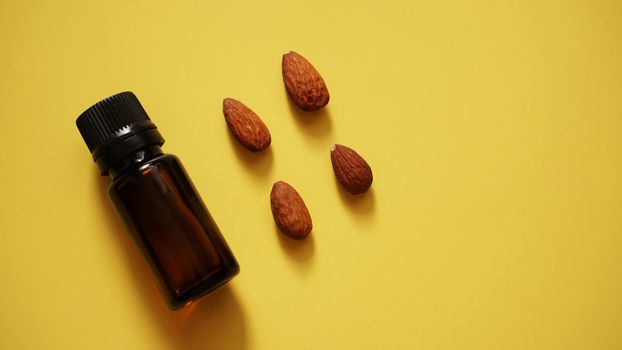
[270,181,313,240]
[223,98,271,152]
[330,144,373,195]
[282,51,330,111]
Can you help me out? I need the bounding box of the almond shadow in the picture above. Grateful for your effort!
[285,94,333,141]
[274,222,316,275]
[333,175,376,216]
[226,130,274,177]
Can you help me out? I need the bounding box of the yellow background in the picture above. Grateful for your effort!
[1,0,621,349]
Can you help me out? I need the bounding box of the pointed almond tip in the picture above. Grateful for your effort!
[332,144,345,152]
[283,51,302,60]
[282,52,295,62]
[272,180,285,190]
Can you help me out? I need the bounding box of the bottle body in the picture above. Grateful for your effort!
[108,149,239,309]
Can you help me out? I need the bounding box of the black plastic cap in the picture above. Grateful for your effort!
[76,91,164,174]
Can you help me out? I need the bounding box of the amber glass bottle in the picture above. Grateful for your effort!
[76,91,239,309]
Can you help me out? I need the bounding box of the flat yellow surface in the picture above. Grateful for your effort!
[1,0,621,349]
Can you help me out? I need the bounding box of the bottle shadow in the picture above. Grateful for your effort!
[95,172,248,350]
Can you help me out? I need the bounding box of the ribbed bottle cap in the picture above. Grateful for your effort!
[76,91,164,174]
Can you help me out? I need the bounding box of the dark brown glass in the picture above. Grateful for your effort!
[107,146,239,309]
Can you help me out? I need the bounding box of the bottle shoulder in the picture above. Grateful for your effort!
[108,153,181,190]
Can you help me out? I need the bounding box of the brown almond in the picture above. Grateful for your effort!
[223,98,271,152]
[330,144,373,195]
[282,51,330,111]
[270,181,313,240]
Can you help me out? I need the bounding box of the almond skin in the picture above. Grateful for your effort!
[270,181,313,240]
[330,144,373,195]
[223,98,271,152]
[282,51,330,111]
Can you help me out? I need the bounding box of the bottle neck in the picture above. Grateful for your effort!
[93,127,165,176]
[108,145,163,180]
